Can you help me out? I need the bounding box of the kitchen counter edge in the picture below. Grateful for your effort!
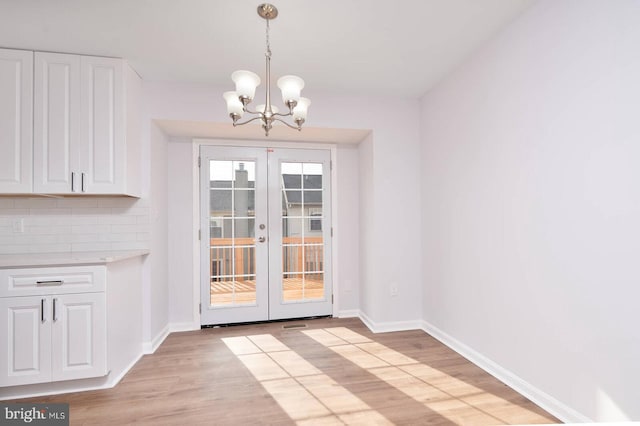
[0,250,150,268]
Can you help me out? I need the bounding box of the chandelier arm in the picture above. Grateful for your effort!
[243,107,261,115]
[272,117,301,130]
[270,111,293,118]
[232,115,266,127]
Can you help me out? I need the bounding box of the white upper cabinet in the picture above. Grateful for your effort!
[33,52,81,194]
[80,56,126,194]
[31,51,140,196]
[0,48,33,193]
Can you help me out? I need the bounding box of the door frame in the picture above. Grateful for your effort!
[191,139,339,326]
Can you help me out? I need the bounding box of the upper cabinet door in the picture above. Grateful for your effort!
[0,48,33,193]
[33,52,81,194]
[80,56,125,194]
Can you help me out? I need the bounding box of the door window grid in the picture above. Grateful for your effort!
[210,161,257,307]
[281,162,325,302]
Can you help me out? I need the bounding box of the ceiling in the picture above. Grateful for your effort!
[1,0,535,99]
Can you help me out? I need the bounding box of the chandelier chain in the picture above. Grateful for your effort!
[265,19,272,59]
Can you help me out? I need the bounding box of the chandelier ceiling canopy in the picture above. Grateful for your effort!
[223,3,310,137]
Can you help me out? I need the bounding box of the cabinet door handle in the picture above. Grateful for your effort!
[53,298,58,322]
[41,298,46,323]
[81,172,86,192]
[36,280,63,286]
[71,172,76,192]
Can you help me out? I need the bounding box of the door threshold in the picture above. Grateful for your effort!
[201,315,332,329]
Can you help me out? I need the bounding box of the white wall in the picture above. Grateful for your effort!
[420,0,640,421]
[145,122,170,344]
[146,81,423,327]
[166,139,196,327]
[357,135,375,318]
[335,145,360,314]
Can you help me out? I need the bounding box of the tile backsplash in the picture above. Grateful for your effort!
[0,197,150,254]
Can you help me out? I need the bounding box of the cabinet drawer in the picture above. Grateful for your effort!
[0,266,106,297]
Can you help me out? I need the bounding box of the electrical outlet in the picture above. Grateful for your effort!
[390,283,398,297]
[12,218,24,233]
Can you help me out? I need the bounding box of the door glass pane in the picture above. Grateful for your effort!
[280,162,325,302]
[209,160,257,306]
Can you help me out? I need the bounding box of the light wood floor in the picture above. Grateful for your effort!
[12,318,559,425]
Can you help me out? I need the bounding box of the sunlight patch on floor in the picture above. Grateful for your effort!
[303,327,554,425]
[223,332,393,425]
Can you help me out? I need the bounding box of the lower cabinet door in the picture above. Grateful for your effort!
[0,296,52,386]
[51,293,107,381]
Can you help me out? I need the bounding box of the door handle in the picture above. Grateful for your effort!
[41,298,46,323]
[258,236,266,243]
[53,298,58,322]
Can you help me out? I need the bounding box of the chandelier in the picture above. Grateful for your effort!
[223,3,310,137]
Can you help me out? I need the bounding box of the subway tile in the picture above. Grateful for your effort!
[71,224,111,234]
[0,199,15,208]
[29,243,72,253]
[71,208,108,216]
[22,235,66,245]
[71,242,113,252]
[136,232,151,242]
[97,197,140,208]
[110,241,149,250]
[69,215,100,225]
[111,207,149,216]
[57,198,99,208]
[0,245,29,254]
[65,234,100,243]
[26,225,73,236]
[98,215,137,225]
[110,224,143,233]
[14,198,59,209]
[106,233,137,243]
[0,209,30,216]
[28,215,73,226]
[0,235,17,244]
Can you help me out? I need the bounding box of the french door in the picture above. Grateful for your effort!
[200,146,332,325]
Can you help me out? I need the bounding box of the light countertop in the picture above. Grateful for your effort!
[0,250,150,268]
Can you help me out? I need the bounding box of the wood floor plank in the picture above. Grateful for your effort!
[8,317,559,425]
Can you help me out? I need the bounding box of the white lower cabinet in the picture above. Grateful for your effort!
[0,267,107,387]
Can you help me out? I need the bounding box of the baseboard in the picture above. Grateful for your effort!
[169,321,200,332]
[420,320,592,423]
[337,309,360,318]
[105,351,145,388]
[358,311,423,333]
[143,324,170,354]
[0,350,144,401]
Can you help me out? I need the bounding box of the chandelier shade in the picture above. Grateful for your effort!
[292,97,310,123]
[223,91,244,118]
[231,70,261,102]
[277,75,304,107]
[223,4,309,136]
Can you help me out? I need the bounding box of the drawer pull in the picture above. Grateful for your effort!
[36,280,64,286]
